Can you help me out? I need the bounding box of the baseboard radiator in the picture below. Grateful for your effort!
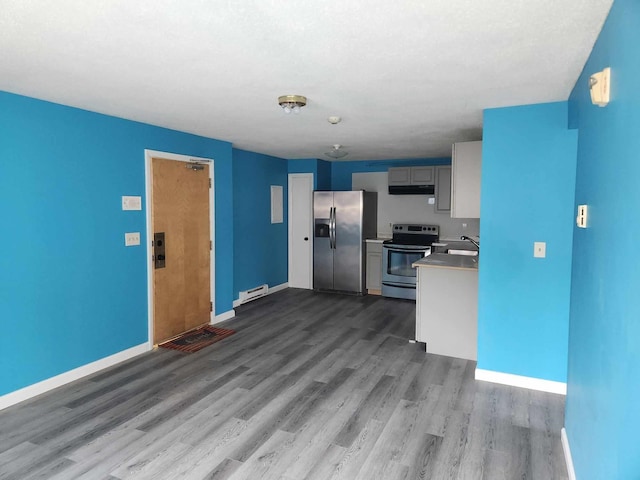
[239,284,269,304]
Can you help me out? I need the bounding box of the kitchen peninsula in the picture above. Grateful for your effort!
[413,250,478,360]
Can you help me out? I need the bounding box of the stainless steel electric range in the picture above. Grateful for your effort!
[381,224,439,300]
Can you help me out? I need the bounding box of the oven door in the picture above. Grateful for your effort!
[382,243,430,286]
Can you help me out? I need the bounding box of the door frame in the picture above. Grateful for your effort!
[144,149,215,348]
[287,173,314,289]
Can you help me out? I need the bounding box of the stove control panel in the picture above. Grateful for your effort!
[392,224,439,235]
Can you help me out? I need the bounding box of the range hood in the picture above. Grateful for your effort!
[388,184,435,195]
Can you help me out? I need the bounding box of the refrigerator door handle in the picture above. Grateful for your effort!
[330,207,336,249]
[328,207,332,249]
[333,207,337,249]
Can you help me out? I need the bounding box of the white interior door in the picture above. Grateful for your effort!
[288,173,313,289]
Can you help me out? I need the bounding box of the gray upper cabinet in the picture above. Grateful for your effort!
[388,167,411,185]
[410,166,434,185]
[435,165,452,212]
[451,141,482,218]
[388,166,434,186]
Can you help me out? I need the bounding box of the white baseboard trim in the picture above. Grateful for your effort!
[232,282,289,308]
[211,309,236,324]
[561,427,576,480]
[269,282,288,294]
[0,343,150,412]
[475,368,567,395]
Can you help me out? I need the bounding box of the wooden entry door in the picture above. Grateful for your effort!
[152,157,211,344]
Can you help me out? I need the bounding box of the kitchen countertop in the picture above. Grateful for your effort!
[431,240,478,251]
[413,253,478,270]
[366,238,479,246]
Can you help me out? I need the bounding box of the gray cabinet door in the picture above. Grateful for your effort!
[435,166,452,212]
[366,242,382,291]
[389,166,435,186]
[388,167,411,185]
[451,141,482,218]
[333,191,363,293]
[411,166,434,185]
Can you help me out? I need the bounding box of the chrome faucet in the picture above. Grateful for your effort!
[460,235,480,250]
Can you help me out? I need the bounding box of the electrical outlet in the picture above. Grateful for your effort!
[125,232,140,246]
[534,241,546,258]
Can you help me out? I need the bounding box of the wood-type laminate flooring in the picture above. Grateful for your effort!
[0,289,568,479]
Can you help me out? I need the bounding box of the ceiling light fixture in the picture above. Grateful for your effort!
[324,144,349,159]
[278,95,307,114]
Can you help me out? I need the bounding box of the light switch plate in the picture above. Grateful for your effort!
[576,204,588,228]
[125,232,141,246]
[122,196,142,211]
[534,241,546,258]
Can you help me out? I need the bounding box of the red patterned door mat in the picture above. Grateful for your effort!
[158,326,235,353]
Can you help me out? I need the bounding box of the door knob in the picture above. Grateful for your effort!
[304,237,309,241]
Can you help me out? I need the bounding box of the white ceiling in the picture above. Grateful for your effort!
[0,0,613,160]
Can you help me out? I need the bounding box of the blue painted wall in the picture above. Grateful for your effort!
[479,102,577,383]
[0,91,233,396]
[565,0,640,478]
[288,159,320,188]
[288,159,332,190]
[316,160,332,190]
[330,158,451,191]
[233,149,288,299]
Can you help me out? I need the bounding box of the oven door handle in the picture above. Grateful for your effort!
[384,246,429,252]
[382,282,417,289]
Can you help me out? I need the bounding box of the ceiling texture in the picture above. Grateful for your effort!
[0,0,613,160]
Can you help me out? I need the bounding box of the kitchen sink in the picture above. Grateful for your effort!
[446,249,478,256]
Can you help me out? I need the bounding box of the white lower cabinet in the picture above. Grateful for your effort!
[366,241,383,294]
[415,265,478,360]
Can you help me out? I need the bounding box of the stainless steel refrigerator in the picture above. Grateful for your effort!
[313,191,377,294]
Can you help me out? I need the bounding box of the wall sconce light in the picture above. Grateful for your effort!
[589,67,611,107]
